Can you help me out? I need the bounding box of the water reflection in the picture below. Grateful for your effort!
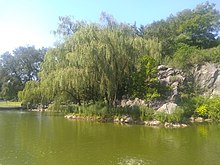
[118,156,148,165]
[0,111,220,165]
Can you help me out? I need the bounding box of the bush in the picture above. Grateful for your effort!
[193,97,220,121]
[208,107,220,121]
[139,106,155,121]
[48,102,62,112]
[196,105,208,117]
[80,102,108,117]
[154,112,168,123]
[113,106,140,120]
[168,108,185,123]
[63,104,79,113]
[207,98,220,121]
[112,106,156,121]
[171,43,200,70]
[154,107,185,123]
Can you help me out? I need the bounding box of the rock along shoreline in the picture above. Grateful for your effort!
[64,114,213,128]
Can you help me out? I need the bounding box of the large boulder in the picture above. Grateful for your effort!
[157,102,177,114]
[194,63,220,97]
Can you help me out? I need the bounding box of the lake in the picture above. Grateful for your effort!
[0,110,220,165]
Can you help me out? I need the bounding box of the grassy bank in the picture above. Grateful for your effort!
[0,101,22,108]
[49,102,187,124]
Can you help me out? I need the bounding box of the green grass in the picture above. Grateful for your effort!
[0,101,22,108]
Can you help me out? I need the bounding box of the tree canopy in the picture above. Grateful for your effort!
[143,2,220,58]
[25,14,162,107]
[0,46,46,100]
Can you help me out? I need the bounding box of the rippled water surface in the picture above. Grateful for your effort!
[0,110,220,165]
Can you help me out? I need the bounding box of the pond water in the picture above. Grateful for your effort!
[0,110,220,165]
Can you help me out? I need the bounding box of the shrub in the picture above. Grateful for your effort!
[154,112,168,123]
[60,104,80,113]
[167,107,185,123]
[154,107,185,123]
[48,102,61,112]
[193,97,220,121]
[139,106,155,121]
[172,43,199,70]
[177,96,196,118]
[196,105,208,117]
[208,107,220,121]
[80,102,108,117]
[207,98,220,121]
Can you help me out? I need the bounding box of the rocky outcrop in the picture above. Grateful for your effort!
[120,98,147,107]
[194,63,220,97]
[157,65,185,102]
[119,65,185,115]
[157,102,177,114]
[157,63,220,98]
[155,65,185,113]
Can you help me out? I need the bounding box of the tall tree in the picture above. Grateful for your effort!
[53,16,86,37]
[0,46,46,100]
[34,14,162,107]
[143,2,220,60]
[176,2,220,48]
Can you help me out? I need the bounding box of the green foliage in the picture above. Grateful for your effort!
[200,45,220,63]
[144,18,177,57]
[131,55,161,102]
[112,106,140,120]
[53,16,86,37]
[185,96,220,121]
[139,106,155,121]
[205,97,220,121]
[61,102,110,117]
[176,2,220,49]
[18,81,48,107]
[171,43,200,69]
[196,105,208,117]
[144,1,220,62]
[155,108,185,123]
[178,96,196,118]
[154,112,168,123]
[61,104,79,113]
[168,108,185,123]
[17,3,220,120]
[171,43,220,70]
[0,46,46,100]
[48,101,62,112]
[35,14,162,108]
[79,102,109,117]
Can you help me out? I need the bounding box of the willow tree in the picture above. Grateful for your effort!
[20,14,162,108]
[61,19,161,106]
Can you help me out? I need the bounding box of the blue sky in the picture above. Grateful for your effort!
[0,0,220,53]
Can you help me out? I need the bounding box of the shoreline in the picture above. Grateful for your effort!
[0,107,23,110]
[64,114,213,128]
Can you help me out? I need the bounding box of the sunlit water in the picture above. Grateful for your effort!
[0,110,220,165]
